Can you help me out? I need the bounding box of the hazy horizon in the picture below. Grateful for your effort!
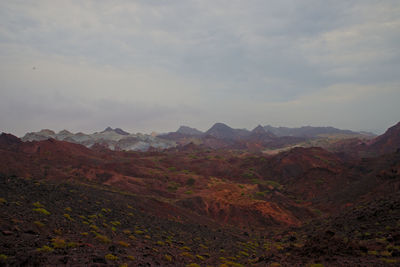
[1,1,399,136]
[3,121,389,138]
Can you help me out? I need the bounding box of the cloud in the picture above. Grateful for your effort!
[0,0,399,135]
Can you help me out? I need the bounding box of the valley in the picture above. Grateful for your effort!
[0,122,399,266]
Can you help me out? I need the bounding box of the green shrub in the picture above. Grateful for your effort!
[37,245,54,253]
[186,178,196,186]
[196,254,205,260]
[34,221,45,227]
[238,251,249,257]
[33,208,50,215]
[167,182,180,192]
[33,201,44,208]
[67,242,77,248]
[123,229,131,235]
[0,254,7,261]
[105,254,118,260]
[164,254,173,262]
[64,213,73,221]
[180,252,194,259]
[90,225,99,231]
[118,241,130,247]
[134,230,144,235]
[95,234,111,243]
[52,237,66,248]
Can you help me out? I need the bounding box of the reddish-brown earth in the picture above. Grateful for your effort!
[0,121,400,266]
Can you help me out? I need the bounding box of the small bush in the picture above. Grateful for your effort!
[381,258,397,264]
[118,241,130,247]
[95,234,111,243]
[0,198,6,204]
[164,254,173,262]
[186,178,196,186]
[54,229,62,235]
[186,264,201,267]
[167,182,180,192]
[105,254,118,261]
[37,245,54,253]
[33,201,44,208]
[67,242,77,248]
[64,214,73,221]
[180,252,194,259]
[33,208,51,215]
[0,254,7,261]
[90,225,99,231]
[34,221,45,227]
[168,167,177,172]
[52,237,66,248]
[64,207,72,212]
[196,254,205,260]
[238,251,249,257]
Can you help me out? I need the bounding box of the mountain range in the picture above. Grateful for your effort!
[21,123,375,153]
[22,127,176,151]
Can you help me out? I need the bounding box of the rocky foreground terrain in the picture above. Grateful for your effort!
[0,122,399,266]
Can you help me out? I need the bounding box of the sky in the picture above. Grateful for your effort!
[1,0,399,136]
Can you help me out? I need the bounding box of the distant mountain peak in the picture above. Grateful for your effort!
[101,127,129,135]
[102,127,113,132]
[114,128,130,135]
[38,129,55,135]
[58,129,72,135]
[205,123,251,140]
[177,126,203,135]
[252,125,266,134]
[206,123,233,133]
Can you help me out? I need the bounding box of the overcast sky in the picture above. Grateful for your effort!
[1,0,399,136]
